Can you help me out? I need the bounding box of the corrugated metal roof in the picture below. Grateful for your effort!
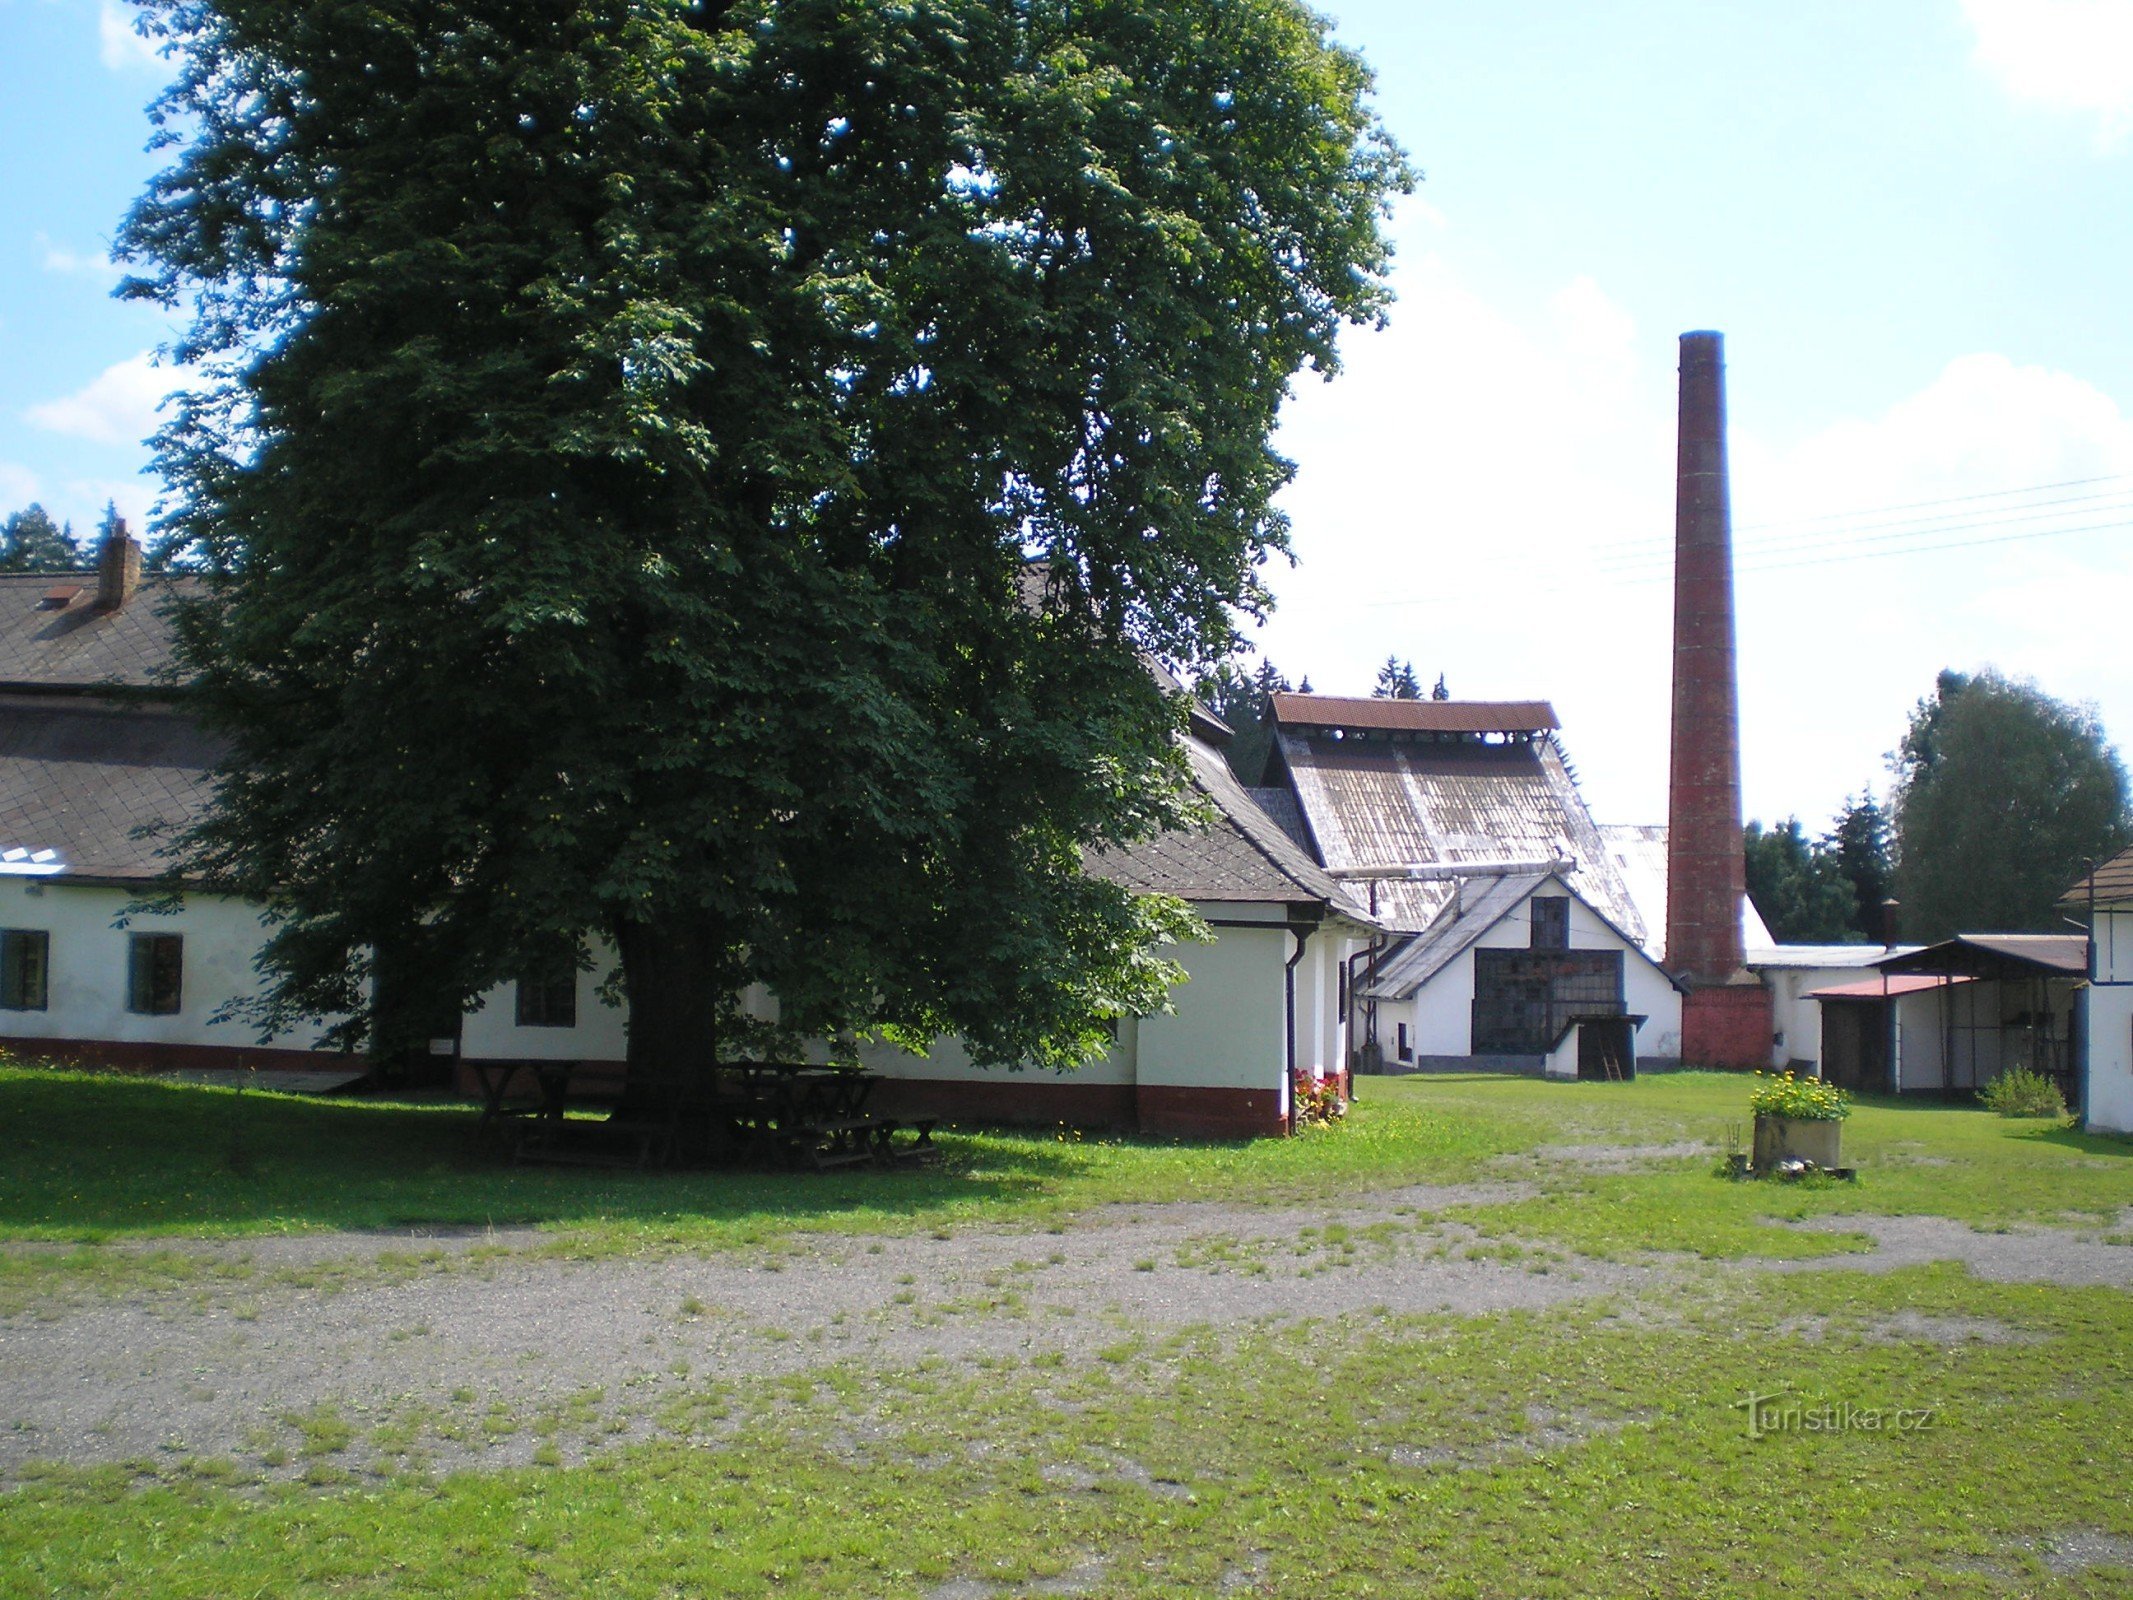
[1268,694,1559,735]
[0,697,220,880]
[1876,934,2089,978]
[2064,846,2133,909]
[1274,727,1646,940]
[1748,943,1918,969]
[0,574,189,690]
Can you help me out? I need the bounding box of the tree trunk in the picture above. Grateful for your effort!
[613,915,728,1110]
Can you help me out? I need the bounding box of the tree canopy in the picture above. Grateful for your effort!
[1892,669,2130,939]
[1743,817,1858,944]
[0,505,81,572]
[119,0,1407,1078]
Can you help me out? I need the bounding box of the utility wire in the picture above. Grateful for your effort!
[1592,491,2133,577]
[1355,512,2130,610]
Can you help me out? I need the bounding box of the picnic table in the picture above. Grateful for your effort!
[496,1059,937,1171]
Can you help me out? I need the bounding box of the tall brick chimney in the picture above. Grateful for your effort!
[97,519,142,611]
[1666,331,1770,1066]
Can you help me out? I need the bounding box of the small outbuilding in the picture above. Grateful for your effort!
[2064,850,2133,1134]
[1809,935,2085,1104]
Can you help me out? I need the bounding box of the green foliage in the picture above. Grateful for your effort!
[1893,668,2132,939]
[1198,656,1296,785]
[0,503,82,571]
[1979,1066,2067,1119]
[1824,790,1894,941]
[1748,1070,1849,1122]
[1371,655,1422,699]
[1743,817,1859,943]
[116,0,1410,1071]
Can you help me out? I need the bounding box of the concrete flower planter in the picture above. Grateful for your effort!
[1752,1113,1843,1172]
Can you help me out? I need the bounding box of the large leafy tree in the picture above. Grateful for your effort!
[1892,669,2131,939]
[119,0,1407,1080]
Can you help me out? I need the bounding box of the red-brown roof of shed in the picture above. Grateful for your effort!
[1268,694,1560,735]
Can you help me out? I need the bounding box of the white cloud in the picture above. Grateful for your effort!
[24,351,170,446]
[1963,0,2133,144]
[98,0,160,71]
[1257,252,2133,833]
[37,232,119,283]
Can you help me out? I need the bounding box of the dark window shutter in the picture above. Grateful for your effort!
[128,935,154,1013]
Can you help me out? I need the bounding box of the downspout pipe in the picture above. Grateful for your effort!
[1285,922,1312,1132]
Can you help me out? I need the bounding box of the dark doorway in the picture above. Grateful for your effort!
[1820,999,1890,1094]
[1576,1017,1637,1081]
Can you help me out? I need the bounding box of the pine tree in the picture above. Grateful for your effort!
[1822,792,1892,942]
[0,505,82,571]
[1372,656,1422,699]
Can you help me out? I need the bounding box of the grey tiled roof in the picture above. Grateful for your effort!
[1086,736,1374,921]
[0,697,222,881]
[0,574,189,690]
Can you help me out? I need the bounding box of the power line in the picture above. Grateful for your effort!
[1355,511,2130,609]
[1592,490,2133,576]
[1582,472,2133,568]
[1586,467,2133,558]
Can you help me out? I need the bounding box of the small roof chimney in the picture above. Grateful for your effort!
[97,519,142,611]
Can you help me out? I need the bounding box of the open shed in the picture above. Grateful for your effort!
[1823,935,2086,1105]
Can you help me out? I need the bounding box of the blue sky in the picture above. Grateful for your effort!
[3,0,2131,829]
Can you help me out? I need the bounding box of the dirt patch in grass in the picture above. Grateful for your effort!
[1780,1214,2133,1288]
[1519,1141,1716,1169]
[2028,1530,2133,1575]
[0,1183,1629,1477]
[1773,1310,2048,1346]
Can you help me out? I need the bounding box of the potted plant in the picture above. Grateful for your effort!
[1748,1070,1848,1172]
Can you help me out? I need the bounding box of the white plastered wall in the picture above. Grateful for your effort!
[2088,908,2133,1133]
[457,903,1350,1109]
[0,879,337,1054]
[460,938,629,1064]
[1761,967,1884,1071]
[853,905,1308,1101]
[1387,877,1683,1062]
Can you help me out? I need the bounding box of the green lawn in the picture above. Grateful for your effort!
[5,1266,2129,1597]
[3,1062,2130,1597]
[3,1062,2125,1270]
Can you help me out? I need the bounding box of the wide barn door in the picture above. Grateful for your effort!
[1472,948,1625,1055]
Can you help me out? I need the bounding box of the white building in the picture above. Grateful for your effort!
[1243,693,1687,1073]
[0,545,1375,1138]
[2066,851,2133,1134]
[0,560,347,1072]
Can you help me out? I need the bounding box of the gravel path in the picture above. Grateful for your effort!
[3,1189,2128,1479]
[0,1182,1617,1475]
